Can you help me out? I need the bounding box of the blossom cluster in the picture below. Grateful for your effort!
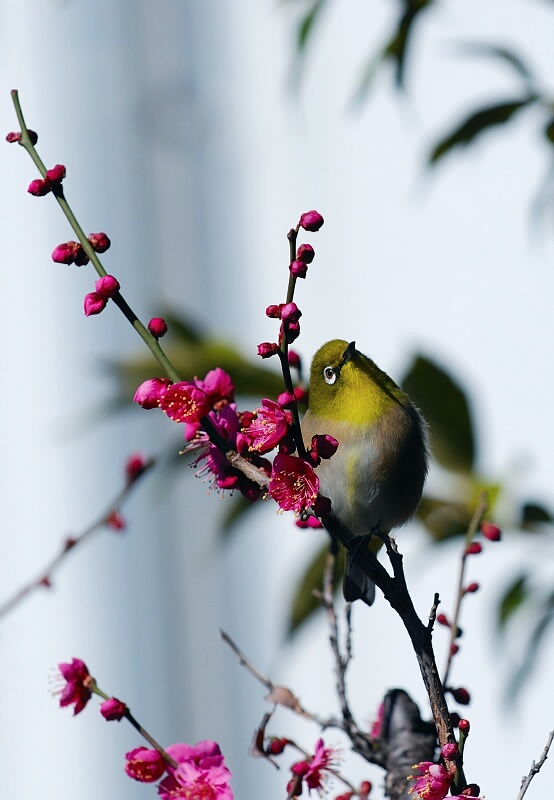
[409,759,481,800]
[55,658,234,799]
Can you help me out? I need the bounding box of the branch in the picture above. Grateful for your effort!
[516,729,554,800]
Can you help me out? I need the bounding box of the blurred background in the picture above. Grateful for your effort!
[1,1,554,798]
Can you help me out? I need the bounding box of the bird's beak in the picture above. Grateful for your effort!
[342,341,356,365]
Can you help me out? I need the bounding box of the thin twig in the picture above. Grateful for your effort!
[0,459,155,620]
[516,729,554,800]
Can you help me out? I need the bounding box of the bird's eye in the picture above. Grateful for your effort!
[323,366,337,385]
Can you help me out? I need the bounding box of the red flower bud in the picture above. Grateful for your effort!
[100,697,126,721]
[465,582,479,594]
[95,275,120,299]
[84,291,107,316]
[450,712,461,728]
[480,521,501,541]
[106,511,125,531]
[451,687,470,705]
[125,453,148,483]
[267,738,291,755]
[359,780,372,796]
[299,209,324,231]
[257,342,279,358]
[281,302,302,323]
[296,243,315,263]
[148,317,168,338]
[45,164,66,184]
[465,542,482,555]
[27,178,51,196]
[284,321,300,343]
[436,613,450,626]
[311,434,339,460]
[288,349,301,369]
[290,259,308,278]
[458,718,470,735]
[87,232,111,253]
[441,742,459,760]
[294,386,308,403]
[277,391,296,409]
[450,642,460,656]
[52,241,83,265]
[265,304,283,318]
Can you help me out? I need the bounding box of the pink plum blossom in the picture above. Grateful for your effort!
[243,399,292,454]
[159,740,233,800]
[269,453,319,513]
[57,658,92,715]
[125,747,166,782]
[409,761,450,800]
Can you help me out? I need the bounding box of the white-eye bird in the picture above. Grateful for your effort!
[301,340,429,605]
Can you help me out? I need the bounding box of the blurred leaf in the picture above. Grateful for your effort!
[520,502,554,529]
[288,542,345,635]
[455,43,535,84]
[497,574,529,630]
[429,96,537,164]
[296,0,326,53]
[384,0,433,89]
[401,355,475,473]
[545,118,554,144]
[506,588,554,700]
[416,496,471,541]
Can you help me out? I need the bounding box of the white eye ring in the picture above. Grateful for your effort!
[323,366,337,385]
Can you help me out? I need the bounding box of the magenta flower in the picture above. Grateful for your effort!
[291,738,337,792]
[280,302,301,324]
[299,209,324,231]
[95,274,120,299]
[148,317,168,338]
[100,697,126,721]
[57,658,92,715]
[243,399,292,454]
[269,453,320,513]
[197,368,235,408]
[125,747,166,783]
[310,434,339,460]
[6,129,38,144]
[276,391,296,409]
[409,761,450,800]
[266,303,283,318]
[87,232,111,252]
[288,349,301,369]
[159,741,233,800]
[160,382,211,423]
[134,377,171,409]
[440,742,458,761]
[84,291,107,316]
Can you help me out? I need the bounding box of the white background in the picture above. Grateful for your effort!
[1,1,553,798]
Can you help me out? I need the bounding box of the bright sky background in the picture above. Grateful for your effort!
[1,2,554,799]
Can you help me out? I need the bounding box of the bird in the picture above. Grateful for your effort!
[301,339,429,605]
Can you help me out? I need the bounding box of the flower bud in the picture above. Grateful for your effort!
[74,247,90,266]
[148,317,168,338]
[311,434,339,459]
[294,386,308,403]
[125,747,165,783]
[134,377,171,409]
[465,542,482,555]
[450,643,460,656]
[257,342,279,358]
[265,304,283,318]
[451,687,470,705]
[290,259,308,278]
[125,453,148,483]
[441,742,459,760]
[465,582,479,594]
[84,291,107,316]
[281,302,302,323]
[87,232,111,252]
[285,321,300,343]
[277,391,296,409]
[450,712,461,728]
[296,243,315,263]
[95,275,120,299]
[458,718,470,735]
[106,511,125,531]
[52,241,83,265]
[436,613,449,626]
[288,349,301,369]
[267,738,291,755]
[27,178,50,196]
[359,780,372,797]
[6,131,20,143]
[100,697,126,721]
[295,515,323,529]
[45,164,66,184]
[480,521,501,541]
[299,209,324,231]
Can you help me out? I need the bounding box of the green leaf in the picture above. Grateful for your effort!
[287,542,345,635]
[384,1,432,89]
[415,496,471,541]
[429,97,537,164]
[455,43,534,84]
[296,0,325,53]
[521,502,554,529]
[497,574,529,630]
[401,355,475,473]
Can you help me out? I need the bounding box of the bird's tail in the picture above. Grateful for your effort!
[343,533,384,606]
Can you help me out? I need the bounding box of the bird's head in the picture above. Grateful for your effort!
[307,339,405,427]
